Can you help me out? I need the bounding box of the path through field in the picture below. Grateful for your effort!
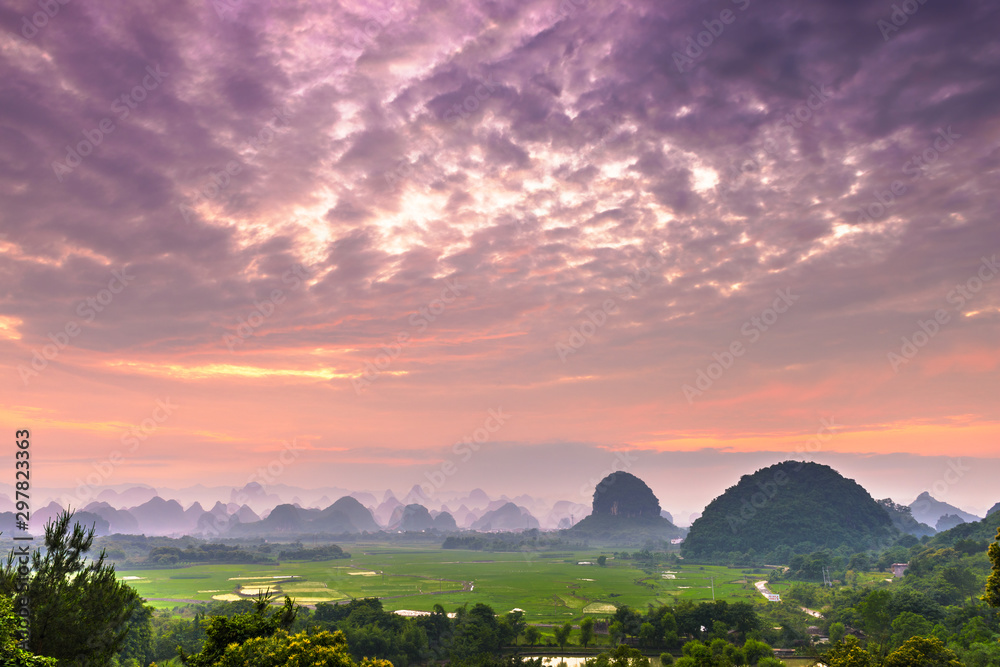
[754,581,823,618]
[754,580,775,598]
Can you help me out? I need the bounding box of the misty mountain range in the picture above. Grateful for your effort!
[2,483,590,537]
[0,481,989,539]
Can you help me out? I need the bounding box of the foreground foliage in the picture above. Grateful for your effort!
[0,511,143,666]
[0,595,56,666]
[824,635,963,666]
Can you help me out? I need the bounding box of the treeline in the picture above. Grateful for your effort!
[277,543,350,561]
[778,574,1000,665]
[770,507,1000,596]
[143,597,777,666]
[442,530,584,552]
[146,541,351,565]
[147,543,272,565]
[67,534,355,567]
[141,597,533,666]
[605,599,760,647]
[612,549,681,565]
[925,509,1000,550]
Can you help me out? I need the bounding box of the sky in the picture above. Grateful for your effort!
[1,0,999,517]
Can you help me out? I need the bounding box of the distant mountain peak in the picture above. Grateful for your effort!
[909,491,980,527]
[402,485,431,506]
[467,488,490,504]
[471,502,539,531]
[592,471,661,518]
[388,503,435,531]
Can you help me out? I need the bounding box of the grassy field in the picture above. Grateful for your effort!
[118,547,774,623]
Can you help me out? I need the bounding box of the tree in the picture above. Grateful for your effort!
[741,638,773,665]
[585,644,650,667]
[117,602,155,665]
[679,640,713,667]
[0,595,56,666]
[982,527,1000,607]
[609,621,624,645]
[788,583,818,607]
[503,610,526,646]
[180,593,297,666]
[942,565,979,606]
[727,601,759,635]
[613,606,643,638]
[597,556,608,567]
[883,636,962,667]
[823,637,877,667]
[961,641,1000,666]
[722,642,742,665]
[857,589,893,654]
[0,511,144,665]
[580,617,595,649]
[829,622,846,644]
[889,612,933,649]
[524,626,541,647]
[451,602,505,660]
[554,622,573,650]
[638,622,658,648]
[209,628,392,667]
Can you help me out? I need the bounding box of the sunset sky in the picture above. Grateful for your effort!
[2,0,999,517]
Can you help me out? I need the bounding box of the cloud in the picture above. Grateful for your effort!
[0,0,998,498]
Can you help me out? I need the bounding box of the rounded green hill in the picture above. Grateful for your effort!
[570,471,684,544]
[681,461,896,560]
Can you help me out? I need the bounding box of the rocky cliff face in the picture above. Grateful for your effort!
[591,471,661,518]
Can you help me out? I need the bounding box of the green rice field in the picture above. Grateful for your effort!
[118,547,777,623]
